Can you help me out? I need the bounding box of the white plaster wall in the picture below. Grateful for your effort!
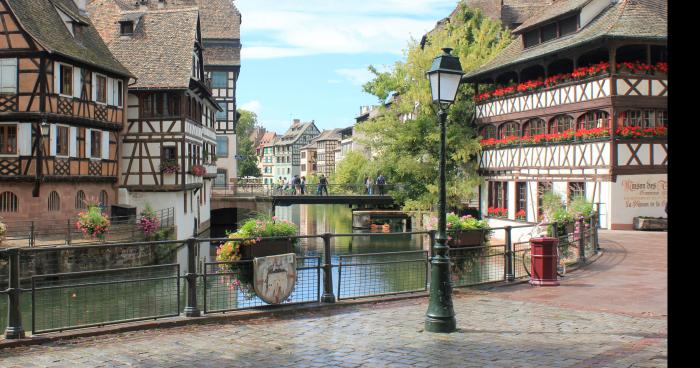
[126,191,195,240]
[610,174,668,228]
[507,181,516,220]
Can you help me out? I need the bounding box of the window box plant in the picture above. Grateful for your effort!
[515,209,526,221]
[190,164,206,176]
[446,213,491,248]
[160,159,179,174]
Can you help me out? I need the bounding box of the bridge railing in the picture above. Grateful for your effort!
[1,218,599,338]
[212,183,402,197]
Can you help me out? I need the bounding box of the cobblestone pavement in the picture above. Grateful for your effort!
[0,231,667,367]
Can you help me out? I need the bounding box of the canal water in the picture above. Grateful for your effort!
[1,204,427,333]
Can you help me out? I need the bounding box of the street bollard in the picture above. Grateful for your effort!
[578,217,586,264]
[4,248,25,339]
[183,238,201,317]
[321,233,336,303]
[504,226,515,282]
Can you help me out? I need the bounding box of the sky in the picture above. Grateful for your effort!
[234,0,459,135]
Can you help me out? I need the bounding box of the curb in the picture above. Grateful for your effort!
[0,249,606,350]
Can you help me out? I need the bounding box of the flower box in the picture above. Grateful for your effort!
[240,238,294,260]
[448,229,487,248]
[633,217,667,231]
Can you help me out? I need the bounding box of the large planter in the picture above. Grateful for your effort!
[633,217,667,231]
[240,239,294,260]
[448,229,487,248]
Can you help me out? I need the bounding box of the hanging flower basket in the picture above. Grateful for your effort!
[190,165,206,177]
[137,204,160,239]
[76,205,110,240]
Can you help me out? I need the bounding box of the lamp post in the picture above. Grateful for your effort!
[425,47,464,333]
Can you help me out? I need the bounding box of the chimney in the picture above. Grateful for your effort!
[292,119,300,126]
[73,0,87,15]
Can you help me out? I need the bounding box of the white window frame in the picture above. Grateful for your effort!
[56,62,74,97]
[54,124,70,158]
[92,72,108,105]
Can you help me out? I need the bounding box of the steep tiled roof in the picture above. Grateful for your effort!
[5,0,131,77]
[314,129,342,142]
[257,132,277,148]
[277,121,319,145]
[90,6,200,89]
[197,0,241,40]
[203,45,240,67]
[464,0,667,81]
[501,0,554,27]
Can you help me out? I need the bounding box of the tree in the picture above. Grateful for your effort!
[354,2,511,210]
[236,109,262,177]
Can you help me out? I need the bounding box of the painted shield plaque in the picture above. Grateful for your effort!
[253,253,297,304]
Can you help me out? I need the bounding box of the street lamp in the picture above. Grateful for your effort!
[425,47,463,333]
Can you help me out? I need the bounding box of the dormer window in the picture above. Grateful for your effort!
[120,21,134,36]
[522,15,579,49]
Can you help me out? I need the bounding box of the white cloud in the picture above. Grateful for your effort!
[236,0,457,59]
[335,68,374,86]
[240,100,262,114]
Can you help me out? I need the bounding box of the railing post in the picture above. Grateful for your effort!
[504,226,515,282]
[321,233,335,303]
[578,217,586,264]
[4,248,25,339]
[29,221,35,247]
[66,218,72,245]
[591,215,599,253]
[183,237,201,317]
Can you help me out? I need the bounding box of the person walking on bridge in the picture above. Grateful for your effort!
[364,176,373,195]
[318,174,329,196]
[376,173,386,195]
[300,176,306,195]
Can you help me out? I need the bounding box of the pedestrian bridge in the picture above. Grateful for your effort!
[211,184,397,209]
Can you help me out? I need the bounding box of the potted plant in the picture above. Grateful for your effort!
[137,204,160,240]
[76,204,110,240]
[190,164,206,177]
[515,209,526,221]
[160,159,179,174]
[443,213,491,248]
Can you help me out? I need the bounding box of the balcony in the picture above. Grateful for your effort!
[475,63,667,120]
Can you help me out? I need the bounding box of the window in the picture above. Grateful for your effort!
[621,109,667,128]
[524,30,539,48]
[481,125,497,139]
[523,118,546,136]
[537,182,553,219]
[541,23,557,42]
[163,146,177,161]
[559,16,577,36]
[214,169,226,186]
[301,151,306,159]
[568,182,585,203]
[212,72,227,88]
[0,124,17,154]
[579,110,609,130]
[56,126,69,156]
[48,191,60,211]
[216,136,228,157]
[488,181,508,210]
[59,64,73,96]
[99,190,108,207]
[95,75,107,103]
[0,191,18,212]
[499,121,519,139]
[516,182,527,218]
[75,190,86,209]
[0,58,17,95]
[550,115,574,133]
[120,21,134,35]
[116,80,123,107]
[216,101,226,121]
[301,164,306,171]
[91,130,101,158]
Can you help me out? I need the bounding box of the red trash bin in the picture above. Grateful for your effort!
[529,237,559,286]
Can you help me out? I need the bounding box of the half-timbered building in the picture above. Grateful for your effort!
[89,2,220,238]
[273,119,320,183]
[0,0,131,224]
[464,0,667,229]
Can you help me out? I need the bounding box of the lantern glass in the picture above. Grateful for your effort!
[429,71,461,106]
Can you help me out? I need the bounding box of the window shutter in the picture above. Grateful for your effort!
[107,78,114,105]
[85,128,91,158]
[69,126,77,157]
[73,66,81,98]
[53,62,60,94]
[101,131,109,159]
[0,59,17,94]
[18,123,31,155]
[49,124,56,156]
[91,73,97,101]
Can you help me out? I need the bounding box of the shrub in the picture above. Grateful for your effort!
[568,196,594,218]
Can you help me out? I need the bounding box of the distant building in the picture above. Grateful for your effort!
[255,131,277,184]
[299,142,316,179]
[273,119,320,182]
[314,129,342,177]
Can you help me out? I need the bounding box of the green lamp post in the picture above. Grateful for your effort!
[425,47,464,333]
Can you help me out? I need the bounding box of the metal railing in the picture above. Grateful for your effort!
[1,217,599,339]
[212,183,402,197]
[0,207,175,247]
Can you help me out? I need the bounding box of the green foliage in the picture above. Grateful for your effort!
[541,191,565,221]
[237,214,298,239]
[568,196,594,218]
[446,213,489,231]
[353,2,511,210]
[235,109,262,177]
